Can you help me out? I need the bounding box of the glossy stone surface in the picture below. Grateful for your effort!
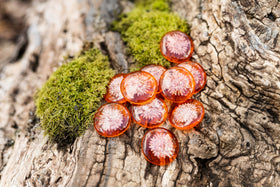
[104,73,126,103]
[169,99,205,130]
[131,98,168,128]
[141,127,179,166]
[159,67,195,103]
[140,65,166,92]
[121,71,157,105]
[94,103,131,137]
[177,61,206,94]
[160,31,193,63]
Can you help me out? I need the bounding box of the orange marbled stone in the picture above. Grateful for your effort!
[104,73,127,103]
[141,127,179,166]
[121,71,157,105]
[169,99,205,130]
[160,31,194,63]
[140,65,167,93]
[177,61,206,94]
[159,67,195,103]
[131,97,168,128]
[94,103,131,137]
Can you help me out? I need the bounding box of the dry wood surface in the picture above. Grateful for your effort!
[0,0,280,186]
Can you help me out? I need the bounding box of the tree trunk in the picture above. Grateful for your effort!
[0,0,280,186]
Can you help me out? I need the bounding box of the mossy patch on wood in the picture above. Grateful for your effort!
[113,0,189,70]
[35,0,189,145]
[35,48,115,145]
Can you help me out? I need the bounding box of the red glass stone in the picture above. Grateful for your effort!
[121,71,157,105]
[104,73,126,103]
[169,99,205,130]
[159,67,195,103]
[141,127,179,166]
[94,103,131,137]
[131,97,168,128]
[160,31,194,63]
[140,65,166,93]
[177,61,206,94]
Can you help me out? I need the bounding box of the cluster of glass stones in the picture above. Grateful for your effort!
[94,31,206,166]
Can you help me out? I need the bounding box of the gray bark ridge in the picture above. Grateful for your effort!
[0,0,280,186]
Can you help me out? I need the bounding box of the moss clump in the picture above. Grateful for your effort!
[35,48,115,145]
[113,0,189,69]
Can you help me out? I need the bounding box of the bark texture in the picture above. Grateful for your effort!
[0,0,280,186]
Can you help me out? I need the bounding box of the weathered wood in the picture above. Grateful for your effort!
[0,0,279,186]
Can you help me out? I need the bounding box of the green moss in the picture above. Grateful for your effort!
[135,0,170,11]
[35,48,115,145]
[113,0,189,69]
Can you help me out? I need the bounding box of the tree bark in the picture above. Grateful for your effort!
[0,0,280,186]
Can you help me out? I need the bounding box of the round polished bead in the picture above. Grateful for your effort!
[141,65,166,93]
[121,71,157,105]
[104,73,126,103]
[160,31,193,63]
[141,127,179,166]
[94,103,131,137]
[131,97,168,128]
[177,61,206,94]
[169,99,205,130]
[159,67,195,103]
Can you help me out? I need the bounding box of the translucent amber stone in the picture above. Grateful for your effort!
[141,127,179,166]
[131,98,168,128]
[159,67,195,103]
[160,31,194,63]
[169,99,205,130]
[140,65,166,93]
[94,103,131,137]
[104,73,126,103]
[121,71,157,105]
[177,61,206,94]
